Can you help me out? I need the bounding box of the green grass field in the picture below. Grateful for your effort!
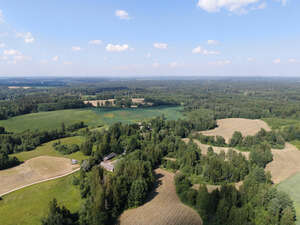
[263,117,300,130]
[11,136,87,162]
[0,172,82,225]
[278,173,300,225]
[92,106,183,124]
[0,106,183,132]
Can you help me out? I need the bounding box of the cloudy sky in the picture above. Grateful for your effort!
[0,0,299,77]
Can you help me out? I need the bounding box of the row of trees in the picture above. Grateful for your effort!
[0,122,85,157]
[175,166,295,225]
[195,128,285,150]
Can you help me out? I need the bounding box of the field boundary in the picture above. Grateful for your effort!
[0,168,80,198]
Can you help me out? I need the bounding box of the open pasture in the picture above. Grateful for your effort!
[119,168,202,225]
[0,172,82,225]
[0,156,78,197]
[0,106,183,132]
[11,136,87,162]
[200,118,271,143]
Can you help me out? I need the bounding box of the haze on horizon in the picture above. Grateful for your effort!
[0,0,299,77]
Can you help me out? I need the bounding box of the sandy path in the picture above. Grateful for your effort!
[119,168,202,225]
[200,118,271,143]
[0,156,79,196]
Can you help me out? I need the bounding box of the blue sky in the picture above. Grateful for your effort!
[0,0,299,77]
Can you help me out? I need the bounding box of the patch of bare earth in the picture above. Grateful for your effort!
[119,168,202,225]
[266,143,300,184]
[200,118,271,143]
[182,138,250,160]
[0,156,78,196]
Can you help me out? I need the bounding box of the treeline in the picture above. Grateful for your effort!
[195,128,285,150]
[52,141,80,155]
[0,122,85,168]
[176,166,295,225]
[0,94,86,120]
[163,140,273,184]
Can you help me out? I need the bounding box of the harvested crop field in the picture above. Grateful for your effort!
[119,168,202,225]
[266,143,300,184]
[183,138,250,159]
[201,118,271,143]
[0,156,79,196]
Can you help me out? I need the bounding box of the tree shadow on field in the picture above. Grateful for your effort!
[143,172,164,203]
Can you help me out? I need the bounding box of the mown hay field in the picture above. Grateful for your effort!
[201,118,271,143]
[0,106,183,132]
[0,172,82,225]
[119,168,202,225]
[0,156,79,196]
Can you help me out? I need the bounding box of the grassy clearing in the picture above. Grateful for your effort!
[278,172,300,225]
[0,109,102,133]
[263,118,300,130]
[11,136,87,162]
[0,107,183,132]
[0,172,82,225]
[92,106,183,125]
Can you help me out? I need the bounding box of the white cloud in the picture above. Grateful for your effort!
[72,46,82,51]
[152,62,160,68]
[115,10,130,20]
[207,40,219,45]
[63,61,72,65]
[192,46,220,55]
[153,43,168,49]
[273,58,281,64]
[3,49,21,56]
[14,55,31,61]
[275,0,287,6]
[0,43,5,48]
[106,44,129,52]
[210,59,231,65]
[16,32,35,43]
[0,10,4,23]
[0,56,8,61]
[40,59,48,64]
[289,58,300,63]
[169,62,178,68]
[145,53,152,58]
[52,56,59,61]
[89,40,102,45]
[247,57,255,62]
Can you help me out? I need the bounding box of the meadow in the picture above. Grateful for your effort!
[0,173,82,225]
[0,106,183,133]
[278,172,300,225]
[11,136,87,162]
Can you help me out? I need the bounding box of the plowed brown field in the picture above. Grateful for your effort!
[200,118,271,143]
[119,168,202,225]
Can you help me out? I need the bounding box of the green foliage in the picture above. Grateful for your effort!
[41,199,77,225]
[250,143,273,168]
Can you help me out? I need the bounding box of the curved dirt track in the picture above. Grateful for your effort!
[200,118,271,143]
[119,168,202,225]
[0,156,79,196]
